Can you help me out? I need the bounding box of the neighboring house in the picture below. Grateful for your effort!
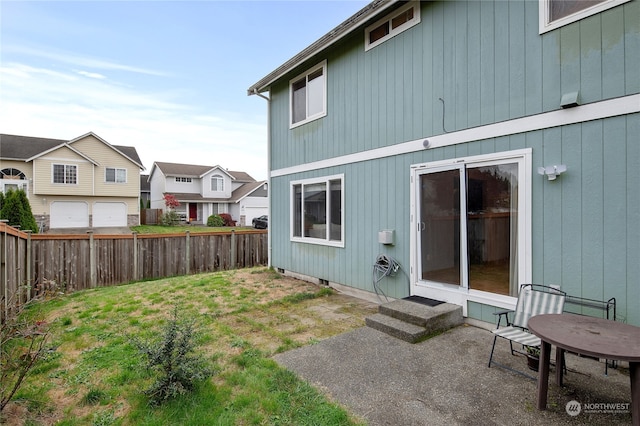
[248,0,639,326]
[148,161,268,226]
[0,132,145,229]
[140,174,151,207]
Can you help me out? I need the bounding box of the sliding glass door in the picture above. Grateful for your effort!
[416,160,520,297]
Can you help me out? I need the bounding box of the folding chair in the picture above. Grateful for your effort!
[488,284,566,378]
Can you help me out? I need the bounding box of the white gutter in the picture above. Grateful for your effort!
[252,89,272,267]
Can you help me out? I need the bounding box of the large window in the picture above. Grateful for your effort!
[53,164,77,184]
[539,0,631,33]
[290,61,326,128]
[365,1,420,51]
[291,174,343,246]
[105,167,126,183]
[211,175,224,192]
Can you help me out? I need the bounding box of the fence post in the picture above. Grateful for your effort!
[185,231,190,275]
[26,230,32,303]
[1,221,7,321]
[230,230,237,269]
[88,231,96,288]
[133,231,138,281]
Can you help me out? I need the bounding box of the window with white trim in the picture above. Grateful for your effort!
[175,177,192,183]
[211,174,224,192]
[290,61,327,128]
[105,167,126,183]
[539,0,631,33]
[365,1,420,51]
[291,174,343,246]
[53,164,77,184]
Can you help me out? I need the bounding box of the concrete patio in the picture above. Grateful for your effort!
[274,320,632,425]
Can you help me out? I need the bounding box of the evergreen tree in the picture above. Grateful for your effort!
[0,189,38,233]
[16,190,38,232]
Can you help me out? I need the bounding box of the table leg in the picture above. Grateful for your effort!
[555,347,564,387]
[631,362,639,426]
[537,340,551,410]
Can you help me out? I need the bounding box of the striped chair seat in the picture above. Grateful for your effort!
[491,326,541,347]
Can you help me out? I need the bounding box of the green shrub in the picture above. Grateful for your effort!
[207,215,224,227]
[160,210,179,226]
[133,307,213,405]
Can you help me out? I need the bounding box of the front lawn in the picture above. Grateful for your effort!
[2,268,374,425]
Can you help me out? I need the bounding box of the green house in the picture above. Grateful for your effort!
[248,0,639,326]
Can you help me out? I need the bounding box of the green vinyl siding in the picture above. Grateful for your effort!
[265,0,639,325]
[269,0,638,172]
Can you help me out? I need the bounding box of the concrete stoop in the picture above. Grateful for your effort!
[365,300,463,343]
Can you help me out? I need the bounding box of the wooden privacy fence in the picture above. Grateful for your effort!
[0,222,268,322]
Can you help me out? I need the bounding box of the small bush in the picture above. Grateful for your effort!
[219,213,236,226]
[133,307,213,405]
[207,215,224,227]
[160,210,180,226]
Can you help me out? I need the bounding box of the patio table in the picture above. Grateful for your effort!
[528,313,640,426]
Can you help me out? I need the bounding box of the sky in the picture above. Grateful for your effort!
[0,0,369,181]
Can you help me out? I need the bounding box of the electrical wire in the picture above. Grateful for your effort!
[372,254,401,302]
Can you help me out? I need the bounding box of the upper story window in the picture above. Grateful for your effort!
[175,177,192,183]
[211,174,224,192]
[365,1,420,51]
[290,61,327,128]
[291,174,344,247]
[539,0,631,33]
[53,164,77,184]
[105,167,126,183]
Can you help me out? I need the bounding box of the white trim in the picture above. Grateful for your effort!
[289,60,327,129]
[539,0,632,34]
[290,173,345,248]
[365,1,421,51]
[271,94,640,177]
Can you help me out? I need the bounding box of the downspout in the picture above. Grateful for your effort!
[252,88,272,267]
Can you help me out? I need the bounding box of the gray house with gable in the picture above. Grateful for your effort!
[248,0,639,326]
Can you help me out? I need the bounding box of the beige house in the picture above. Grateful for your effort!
[0,132,144,229]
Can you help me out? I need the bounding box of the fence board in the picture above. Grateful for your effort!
[1,223,268,323]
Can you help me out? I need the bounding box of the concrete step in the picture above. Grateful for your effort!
[365,313,432,344]
[366,300,463,343]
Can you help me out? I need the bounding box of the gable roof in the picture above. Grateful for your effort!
[0,133,144,169]
[168,180,266,204]
[151,161,255,182]
[247,0,397,95]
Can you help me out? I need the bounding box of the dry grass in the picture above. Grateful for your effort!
[2,267,378,425]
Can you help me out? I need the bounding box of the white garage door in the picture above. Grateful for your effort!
[50,201,89,228]
[93,202,127,227]
[245,207,268,227]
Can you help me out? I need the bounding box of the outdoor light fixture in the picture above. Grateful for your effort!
[537,165,567,181]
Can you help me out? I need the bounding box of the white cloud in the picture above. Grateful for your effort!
[5,44,169,76]
[0,62,268,180]
[75,70,106,79]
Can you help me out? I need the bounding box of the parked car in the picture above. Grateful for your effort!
[252,215,268,229]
